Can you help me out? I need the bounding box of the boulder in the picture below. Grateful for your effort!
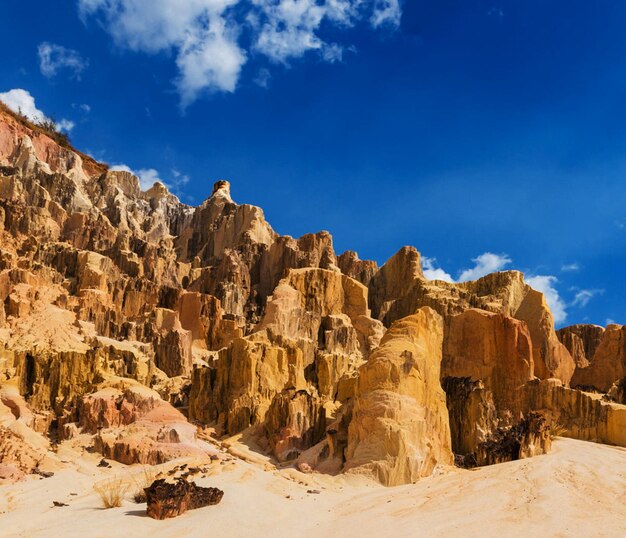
[145,478,223,520]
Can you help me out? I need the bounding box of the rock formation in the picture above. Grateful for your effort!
[344,308,453,486]
[145,478,223,520]
[0,102,625,487]
[570,324,626,392]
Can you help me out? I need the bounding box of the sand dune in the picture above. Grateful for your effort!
[1,438,625,538]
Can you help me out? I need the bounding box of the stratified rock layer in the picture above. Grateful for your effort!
[0,102,623,485]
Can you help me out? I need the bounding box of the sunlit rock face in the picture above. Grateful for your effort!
[344,308,454,486]
[1,103,625,485]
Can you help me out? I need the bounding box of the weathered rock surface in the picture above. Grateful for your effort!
[523,378,626,447]
[570,324,626,392]
[383,270,575,385]
[443,309,534,413]
[71,380,215,465]
[0,102,624,488]
[473,412,552,467]
[0,382,52,481]
[557,324,605,368]
[145,478,223,520]
[441,377,497,463]
[345,308,453,486]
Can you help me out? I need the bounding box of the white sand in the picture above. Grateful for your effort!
[1,438,625,538]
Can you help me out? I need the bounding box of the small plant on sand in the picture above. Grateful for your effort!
[94,477,129,508]
[131,466,158,504]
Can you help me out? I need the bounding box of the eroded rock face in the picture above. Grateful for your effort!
[523,379,626,447]
[1,103,624,485]
[345,308,453,486]
[473,412,552,467]
[441,377,497,463]
[557,324,605,368]
[443,309,534,413]
[264,389,326,462]
[382,270,575,385]
[0,383,51,481]
[570,325,626,392]
[71,380,215,465]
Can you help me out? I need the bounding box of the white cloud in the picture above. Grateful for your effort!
[38,42,89,79]
[422,256,455,283]
[110,164,190,193]
[526,275,567,325]
[571,288,603,308]
[55,119,75,133]
[606,318,617,326]
[321,42,344,63]
[0,88,47,123]
[170,168,191,190]
[78,0,403,104]
[110,165,160,190]
[73,103,91,113]
[561,263,580,272]
[175,17,246,106]
[458,252,512,282]
[109,164,133,173]
[370,0,402,27]
[0,88,75,133]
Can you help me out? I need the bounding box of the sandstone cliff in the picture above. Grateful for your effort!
[0,104,623,487]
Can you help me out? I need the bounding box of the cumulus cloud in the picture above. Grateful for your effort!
[78,0,403,104]
[110,164,190,193]
[0,88,74,133]
[38,42,89,79]
[457,252,512,282]
[0,88,47,123]
[526,275,567,325]
[422,256,454,283]
[422,251,511,283]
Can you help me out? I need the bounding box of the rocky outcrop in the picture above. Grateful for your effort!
[264,389,326,462]
[606,378,626,405]
[0,383,51,481]
[473,412,552,467]
[368,246,423,320]
[441,377,497,464]
[557,324,605,368]
[379,270,575,385]
[345,308,453,486]
[188,267,379,443]
[2,101,625,486]
[524,379,626,447]
[570,325,626,392]
[69,380,216,465]
[443,309,534,413]
[145,478,223,520]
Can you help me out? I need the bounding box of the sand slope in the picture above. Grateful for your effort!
[1,438,625,538]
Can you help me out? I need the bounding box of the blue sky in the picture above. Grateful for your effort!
[1,1,625,327]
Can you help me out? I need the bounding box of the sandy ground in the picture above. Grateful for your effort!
[1,438,625,538]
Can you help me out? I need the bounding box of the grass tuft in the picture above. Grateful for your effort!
[94,478,129,509]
